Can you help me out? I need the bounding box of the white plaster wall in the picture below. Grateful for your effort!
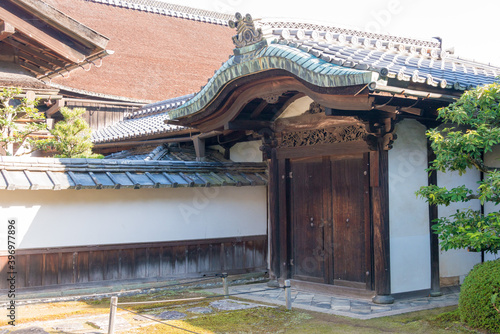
[437,169,482,278]
[0,186,267,250]
[389,119,431,294]
[230,140,263,162]
[484,145,500,261]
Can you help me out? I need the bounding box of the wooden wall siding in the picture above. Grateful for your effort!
[80,107,127,131]
[0,236,267,290]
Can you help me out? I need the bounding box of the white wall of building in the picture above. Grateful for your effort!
[484,145,500,261]
[0,186,267,250]
[437,168,482,279]
[230,141,263,163]
[389,119,431,294]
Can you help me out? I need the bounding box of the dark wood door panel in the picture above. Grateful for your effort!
[290,157,326,282]
[331,154,366,283]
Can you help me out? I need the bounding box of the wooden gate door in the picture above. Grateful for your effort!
[290,156,329,283]
[330,153,368,287]
[289,153,369,287]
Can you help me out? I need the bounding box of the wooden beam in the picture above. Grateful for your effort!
[18,51,57,71]
[250,100,268,119]
[0,1,88,62]
[271,93,306,121]
[18,59,46,75]
[45,99,64,117]
[0,20,15,41]
[276,141,370,160]
[377,105,423,116]
[225,120,272,131]
[10,0,108,50]
[4,37,68,68]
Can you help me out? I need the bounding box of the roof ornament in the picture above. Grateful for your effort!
[229,13,263,48]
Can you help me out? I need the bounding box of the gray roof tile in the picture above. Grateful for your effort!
[257,19,499,90]
[0,157,266,191]
[86,0,232,25]
[92,94,195,144]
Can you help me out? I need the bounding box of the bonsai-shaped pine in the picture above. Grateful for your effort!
[38,107,102,158]
[0,87,46,156]
[416,82,500,253]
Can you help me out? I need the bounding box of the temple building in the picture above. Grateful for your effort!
[1,0,499,303]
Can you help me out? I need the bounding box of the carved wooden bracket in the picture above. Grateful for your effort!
[320,103,401,150]
[364,117,398,150]
[261,93,282,104]
[257,128,277,160]
[306,102,325,114]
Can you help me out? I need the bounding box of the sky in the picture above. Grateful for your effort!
[163,0,500,66]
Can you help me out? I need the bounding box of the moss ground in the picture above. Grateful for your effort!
[0,289,486,333]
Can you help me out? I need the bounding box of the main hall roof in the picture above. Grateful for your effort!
[92,14,500,144]
[41,0,235,101]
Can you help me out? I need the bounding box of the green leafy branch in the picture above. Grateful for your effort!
[431,210,500,253]
[417,82,500,253]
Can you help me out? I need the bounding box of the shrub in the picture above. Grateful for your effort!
[459,258,500,333]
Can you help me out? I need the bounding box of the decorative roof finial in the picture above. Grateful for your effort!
[229,12,263,48]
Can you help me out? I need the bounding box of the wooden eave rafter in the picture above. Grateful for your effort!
[0,1,92,63]
[0,0,110,78]
[9,0,109,50]
[0,21,15,41]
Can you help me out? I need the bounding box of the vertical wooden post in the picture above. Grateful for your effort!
[193,136,206,161]
[222,273,229,298]
[108,296,117,334]
[428,141,442,296]
[268,148,281,280]
[370,149,394,304]
[284,280,292,310]
[278,157,289,280]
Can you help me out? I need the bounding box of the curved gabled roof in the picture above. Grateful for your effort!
[169,42,377,119]
[167,16,499,120]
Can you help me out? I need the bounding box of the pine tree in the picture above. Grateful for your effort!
[38,107,102,158]
[0,88,46,156]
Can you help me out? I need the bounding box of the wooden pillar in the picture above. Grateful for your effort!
[268,147,280,280]
[46,99,65,117]
[193,136,206,161]
[277,157,289,280]
[428,141,442,296]
[370,149,394,304]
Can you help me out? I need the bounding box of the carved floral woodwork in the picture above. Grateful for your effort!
[278,125,367,148]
